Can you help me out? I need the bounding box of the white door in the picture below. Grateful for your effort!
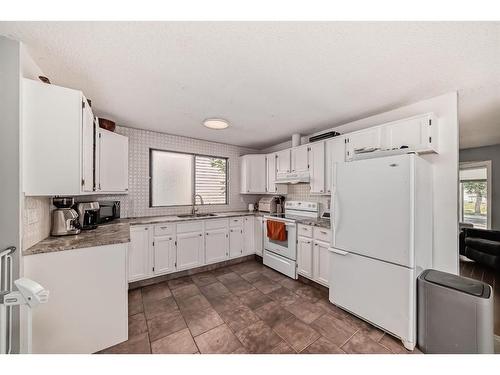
[153,236,176,275]
[309,142,325,194]
[329,248,415,347]
[205,228,228,264]
[249,155,267,193]
[176,232,204,271]
[345,128,382,160]
[334,155,413,267]
[243,216,255,255]
[81,99,94,192]
[325,136,345,194]
[266,154,278,193]
[254,217,263,256]
[297,237,313,278]
[229,227,243,258]
[98,129,129,192]
[291,145,309,172]
[128,226,152,281]
[384,116,429,151]
[276,149,291,174]
[313,241,329,286]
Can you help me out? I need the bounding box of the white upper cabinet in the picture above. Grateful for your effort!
[345,127,383,160]
[325,136,345,194]
[96,128,129,193]
[240,154,267,194]
[309,142,325,194]
[276,149,291,174]
[383,113,437,152]
[266,153,278,194]
[291,145,309,172]
[22,79,94,196]
[22,79,129,196]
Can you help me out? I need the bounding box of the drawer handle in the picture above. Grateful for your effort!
[160,226,168,230]
[320,231,327,235]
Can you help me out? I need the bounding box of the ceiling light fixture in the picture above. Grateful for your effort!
[203,118,230,130]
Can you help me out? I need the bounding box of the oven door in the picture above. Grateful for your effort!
[263,219,297,260]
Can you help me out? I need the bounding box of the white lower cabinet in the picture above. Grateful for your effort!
[176,232,204,271]
[153,236,176,275]
[243,216,255,255]
[229,227,244,258]
[205,228,229,264]
[313,240,330,286]
[128,226,152,282]
[297,237,313,278]
[255,217,264,256]
[128,216,259,282]
[297,225,331,287]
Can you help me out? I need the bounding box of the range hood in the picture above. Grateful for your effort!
[275,170,310,184]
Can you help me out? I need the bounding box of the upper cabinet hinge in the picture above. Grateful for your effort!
[175,241,177,246]
[82,101,85,109]
[153,241,155,246]
[81,178,85,186]
[429,119,432,126]
[429,136,432,143]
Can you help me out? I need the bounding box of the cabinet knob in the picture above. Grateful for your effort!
[199,234,202,237]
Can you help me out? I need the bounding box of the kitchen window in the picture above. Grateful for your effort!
[150,149,228,207]
[459,161,491,229]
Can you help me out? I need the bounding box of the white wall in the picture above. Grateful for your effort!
[264,92,460,273]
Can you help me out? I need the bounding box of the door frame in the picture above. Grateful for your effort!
[459,160,492,230]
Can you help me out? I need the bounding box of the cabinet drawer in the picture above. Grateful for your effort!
[205,219,228,230]
[229,217,243,227]
[154,223,175,236]
[313,227,331,242]
[298,224,313,238]
[177,221,203,234]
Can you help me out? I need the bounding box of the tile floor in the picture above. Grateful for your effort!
[100,260,420,354]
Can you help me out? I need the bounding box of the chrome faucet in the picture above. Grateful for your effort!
[192,194,204,215]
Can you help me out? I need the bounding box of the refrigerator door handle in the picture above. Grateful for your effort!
[329,248,349,256]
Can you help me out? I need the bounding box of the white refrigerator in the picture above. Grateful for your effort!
[329,153,432,350]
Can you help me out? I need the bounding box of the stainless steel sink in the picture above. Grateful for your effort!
[177,213,217,218]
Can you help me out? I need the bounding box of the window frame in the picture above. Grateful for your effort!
[149,148,229,208]
[459,160,492,230]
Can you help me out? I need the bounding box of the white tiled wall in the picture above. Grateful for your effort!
[23,196,51,250]
[285,184,330,214]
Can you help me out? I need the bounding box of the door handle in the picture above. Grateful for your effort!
[329,248,348,256]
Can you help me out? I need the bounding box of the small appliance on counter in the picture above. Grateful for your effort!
[258,196,285,214]
[51,197,81,236]
[75,202,99,230]
[97,201,121,224]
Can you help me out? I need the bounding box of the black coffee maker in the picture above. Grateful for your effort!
[75,202,99,230]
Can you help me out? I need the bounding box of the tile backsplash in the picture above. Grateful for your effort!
[23,196,51,250]
[284,184,330,214]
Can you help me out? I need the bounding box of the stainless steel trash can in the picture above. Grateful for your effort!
[418,269,494,353]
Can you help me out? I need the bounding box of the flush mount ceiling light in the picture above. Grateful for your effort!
[203,118,230,130]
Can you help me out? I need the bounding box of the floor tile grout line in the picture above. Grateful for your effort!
[339,329,360,350]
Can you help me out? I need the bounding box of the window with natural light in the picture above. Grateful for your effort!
[459,165,489,229]
[150,149,228,207]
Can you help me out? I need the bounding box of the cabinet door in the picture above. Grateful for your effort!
[176,232,204,271]
[205,228,228,264]
[229,227,243,258]
[345,128,382,160]
[309,142,325,194]
[291,145,309,172]
[313,241,330,286]
[128,226,152,282]
[384,116,432,151]
[97,129,129,192]
[243,216,255,255]
[81,99,94,192]
[153,236,176,275]
[254,217,263,256]
[276,149,291,174]
[249,155,267,193]
[266,154,278,193]
[297,237,313,278]
[325,137,345,194]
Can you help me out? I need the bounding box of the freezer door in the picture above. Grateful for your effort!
[329,248,416,346]
[333,154,413,267]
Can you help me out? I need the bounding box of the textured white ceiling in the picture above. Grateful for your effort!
[1,22,499,149]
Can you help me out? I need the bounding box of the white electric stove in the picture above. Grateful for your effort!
[263,201,319,279]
